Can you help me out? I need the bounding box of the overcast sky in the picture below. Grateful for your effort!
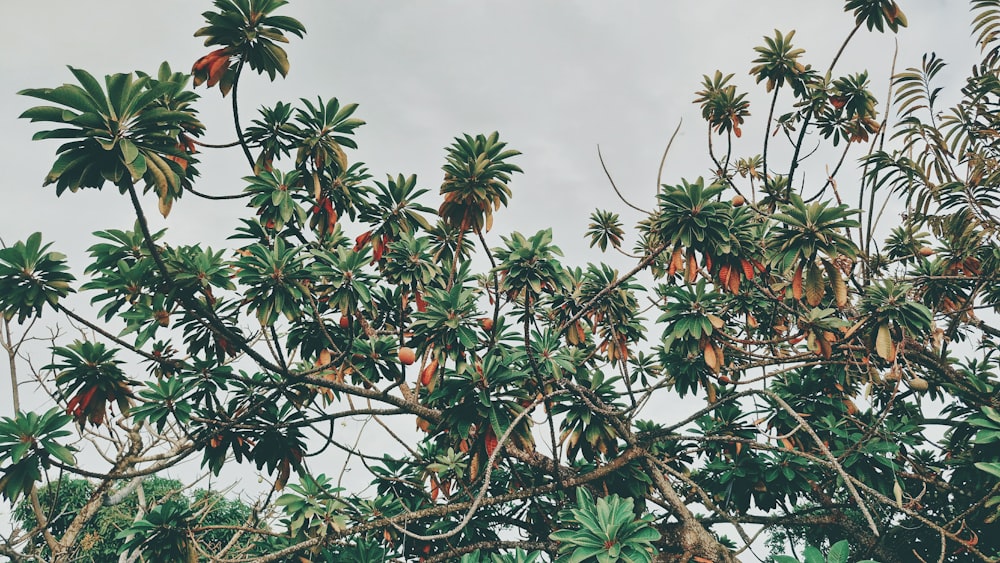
[0,1,985,552]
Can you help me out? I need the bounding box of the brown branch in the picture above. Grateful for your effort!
[422,540,555,563]
[759,389,880,536]
[387,394,553,542]
[597,145,650,214]
[229,446,646,563]
[656,120,684,195]
[556,241,669,336]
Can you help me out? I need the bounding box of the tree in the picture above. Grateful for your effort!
[12,476,263,562]
[2,0,1000,561]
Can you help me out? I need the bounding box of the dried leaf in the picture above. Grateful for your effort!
[429,475,440,501]
[825,260,848,308]
[668,246,684,277]
[420,359,439,386]
[807,331,819,355]
[158,193,173,218]
[469,451,480,482]
[818,335,832,359]
[707,314,725,330]
[416,417,431,432]
[805,262,825,306]
[875,323,895,362]
[728,270,741,293]
[703,341,719,373]
[718,264,731,289]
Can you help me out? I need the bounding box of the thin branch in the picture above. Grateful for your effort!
[185,186,251,201]
[657,119,683,194]
[557,242,669,335]
[230,57,255,170]
[386,394,552,542]
[189,138,243,149]
[596,146,650,214]
[788,21,863,194]
[760,389,880,536]
[422,541,555,563]
[234,444,644,563]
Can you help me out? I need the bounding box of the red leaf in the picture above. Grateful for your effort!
[354,230,373,251]
[484,427,499,458]
[792,264,804,300]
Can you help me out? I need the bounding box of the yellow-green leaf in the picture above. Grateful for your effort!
[875,323,894,361]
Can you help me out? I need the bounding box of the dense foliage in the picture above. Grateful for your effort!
[3,1,1000,562]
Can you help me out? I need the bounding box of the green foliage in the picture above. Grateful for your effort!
[550,488,660,563]
[275,473,348,537]
[587,210,626,252]
[439,132,523,233]
[770,195,860,268]
[844,0,907,33]
[774,539,880,563]
[462,549,544,563]
[235,237,311,325]
[118,499,197,561]
[970,406,1000,522]
[0,409,76,501]
[8,1,1000,562]
[495,229,567,302]
[694,71,751,137]
[47,340,134,427]
[652,178,729,251]
[193,0,306,94]
[19,63,203,214]
[0,232,75,323]
[750,30,807,93]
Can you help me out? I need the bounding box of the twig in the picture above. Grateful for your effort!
[386,394,552,541]
[760,389,880,536]
[596,146,649,214]
[657,119,684,194]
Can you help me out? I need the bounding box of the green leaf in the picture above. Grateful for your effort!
[827,540,850,563]
[975,462,1000,479]
[45,443,77,466]
[803,545,825,563]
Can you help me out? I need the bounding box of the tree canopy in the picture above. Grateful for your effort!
[2,1,1000,562]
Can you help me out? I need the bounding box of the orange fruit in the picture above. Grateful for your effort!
[398,346,416,365]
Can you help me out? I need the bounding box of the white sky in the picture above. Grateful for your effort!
[0,1,986,557]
